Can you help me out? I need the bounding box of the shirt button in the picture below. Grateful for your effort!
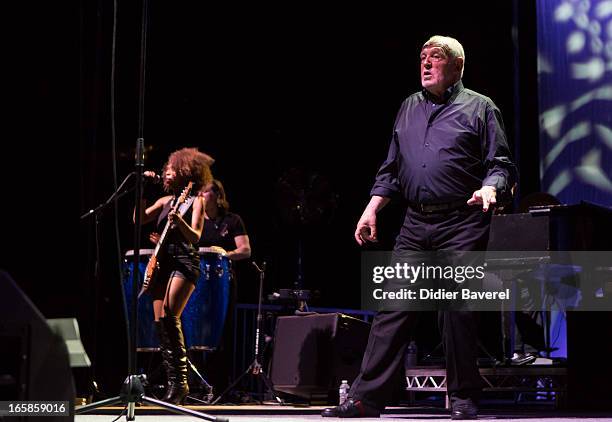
[422,163,426,168]
[424,142,430,147]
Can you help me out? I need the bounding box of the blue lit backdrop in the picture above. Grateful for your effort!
[537,0,612,206]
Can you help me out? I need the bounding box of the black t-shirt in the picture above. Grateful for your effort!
[198,212,247,252]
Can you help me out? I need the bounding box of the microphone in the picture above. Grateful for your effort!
[143,171,162,184]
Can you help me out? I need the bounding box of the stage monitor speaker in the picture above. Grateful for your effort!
[0,270,75,421]
[566,311,612,410]
[269,313,370,401]
[47,318,91,368]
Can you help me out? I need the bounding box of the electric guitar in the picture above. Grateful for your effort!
[138,182,194,298]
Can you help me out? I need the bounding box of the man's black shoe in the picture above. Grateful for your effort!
[451,398,478,420]
[321,399,381,418]
[511,352,538,366]
[451,408,478,420]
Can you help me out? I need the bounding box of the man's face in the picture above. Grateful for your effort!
[420,45,462,95]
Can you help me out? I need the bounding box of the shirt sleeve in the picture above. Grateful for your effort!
[229,213,248,238]
[481,104,518,204]
[369,101,407,198]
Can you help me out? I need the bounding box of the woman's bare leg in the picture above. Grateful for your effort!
[162,275,195,318]
[150,281,167,321]
[158,274,194,404]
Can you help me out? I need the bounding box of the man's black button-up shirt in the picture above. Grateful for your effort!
[370,81,517,204]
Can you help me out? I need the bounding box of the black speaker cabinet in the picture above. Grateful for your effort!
[566,311,612,410]
[269,313,370,401]
[488,213,550,251]
[0,270,75,421]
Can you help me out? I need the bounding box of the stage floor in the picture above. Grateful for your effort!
[74,404,612,421]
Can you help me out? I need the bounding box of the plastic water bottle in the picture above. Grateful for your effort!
[404,341,418,372]
[339,380,350,405]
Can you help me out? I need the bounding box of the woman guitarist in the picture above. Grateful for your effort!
[134,147,213,404]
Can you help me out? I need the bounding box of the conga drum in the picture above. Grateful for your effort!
[122,249,158,351]
[181,248,231,350]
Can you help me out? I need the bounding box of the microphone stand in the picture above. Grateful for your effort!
[212,261,284,405]
[76,0,224,419]
[79,171,136,401]
[79,172,137,221]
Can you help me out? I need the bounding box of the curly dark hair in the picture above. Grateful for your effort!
[163,147,214,193]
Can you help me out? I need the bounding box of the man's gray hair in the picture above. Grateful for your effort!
[422,35,465,77]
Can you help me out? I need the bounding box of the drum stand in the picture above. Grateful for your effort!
[212,262,284,405]
[187,357,215,403]
[139,351,215,404]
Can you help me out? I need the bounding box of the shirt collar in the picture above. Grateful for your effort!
[422,80,464,104]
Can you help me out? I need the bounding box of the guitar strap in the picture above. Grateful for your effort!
[176,195,196,216]
[157,195,197,227]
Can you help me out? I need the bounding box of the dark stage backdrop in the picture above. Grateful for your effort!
[5,1,531,395]
[80,0,517,304]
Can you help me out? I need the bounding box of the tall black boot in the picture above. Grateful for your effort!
[159,316,190,404]
[154,320,170,387]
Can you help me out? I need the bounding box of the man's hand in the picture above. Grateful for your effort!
[467,186,497,212]
[354,211,378,245]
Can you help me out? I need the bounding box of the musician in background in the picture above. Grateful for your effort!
[149,179,250,257]
[198,179,251,261]
[135,147,213,404]
[198,178,251,396]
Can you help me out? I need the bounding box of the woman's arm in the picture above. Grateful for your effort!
[170,195,205,244]
[133,195,172,225]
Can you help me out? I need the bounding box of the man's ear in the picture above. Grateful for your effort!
[455,57,464,73]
